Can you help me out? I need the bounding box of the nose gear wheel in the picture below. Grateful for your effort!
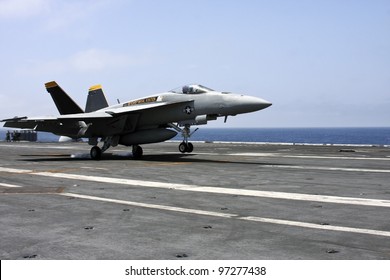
[179,142,193,153]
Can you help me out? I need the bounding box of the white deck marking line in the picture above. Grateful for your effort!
[136,154,390,173]
[60,192,390,237]
[80,167,109,170]
[1,166,390,208]
[230,152,390,161]
[0,144,84,150]
[60,192,235,218]
[240,216,390,237]
[0,182,23,188]
[265,165,390,173]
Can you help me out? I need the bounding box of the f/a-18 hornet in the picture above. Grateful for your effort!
[2,82,271,159]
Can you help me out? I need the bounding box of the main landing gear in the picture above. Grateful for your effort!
[89,137,112,160]
[89,137,143,160]
[132,145,143,159]
[90,146,102,160]
[90,144,143,160]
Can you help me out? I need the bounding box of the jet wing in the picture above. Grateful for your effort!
[2,100,194,138]
[2,116,57,129]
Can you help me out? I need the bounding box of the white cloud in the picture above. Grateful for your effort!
[0,0,49,19]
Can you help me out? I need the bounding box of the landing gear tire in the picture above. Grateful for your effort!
[132,145,143,159]
[179,142,194,153]
[187,142,193,153]
[179,142,187,153]
[90,146,102,160]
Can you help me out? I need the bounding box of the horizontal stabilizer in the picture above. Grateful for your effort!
[1,116,27,122]
[85,84,109,113]
[3,120,36,129]
[45,81,84,115]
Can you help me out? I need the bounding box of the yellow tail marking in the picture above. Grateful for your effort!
[89,84,102,91]
[45,81,58,89]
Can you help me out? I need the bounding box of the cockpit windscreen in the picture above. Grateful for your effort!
[170,84,214,94]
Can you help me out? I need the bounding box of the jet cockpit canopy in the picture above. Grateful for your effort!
[170,84,214,94]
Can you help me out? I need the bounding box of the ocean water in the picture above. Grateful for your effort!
[176,127,390,145]
[1,127,390,146]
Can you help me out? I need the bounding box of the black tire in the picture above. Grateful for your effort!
[90,146,102,160]
[187,142,194,153]
[132,145,143,159]
[179,142,187,153]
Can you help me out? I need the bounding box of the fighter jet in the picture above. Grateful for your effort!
[2,82,271,159]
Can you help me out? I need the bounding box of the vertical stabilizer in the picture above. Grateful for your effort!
[45,81,84,115]
[85,84,109,113]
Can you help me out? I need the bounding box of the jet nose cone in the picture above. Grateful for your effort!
[244,96,272,112]
[257,98,272,109]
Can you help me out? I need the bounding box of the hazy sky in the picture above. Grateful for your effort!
[0,0,389,127]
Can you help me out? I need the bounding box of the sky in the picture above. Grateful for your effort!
[0,0,389,128]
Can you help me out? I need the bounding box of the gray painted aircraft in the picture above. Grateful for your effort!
[2,82,271,159]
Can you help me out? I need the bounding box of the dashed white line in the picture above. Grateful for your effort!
[0,144,83,150]
[61,192,235,218]
[230,152,390,161]
[80,166,109,170]
[1,166,390,207]
[263,164,390,173]
[2,168,390,238]
[240,216,390,237]
[0,182,23,188]
[61,192,390,237]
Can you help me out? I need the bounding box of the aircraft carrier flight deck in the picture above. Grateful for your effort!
[0,141,389,259]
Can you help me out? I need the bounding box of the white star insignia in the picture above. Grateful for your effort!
[184,106,193,114]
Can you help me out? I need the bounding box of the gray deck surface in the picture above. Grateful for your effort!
[0,141,389,259]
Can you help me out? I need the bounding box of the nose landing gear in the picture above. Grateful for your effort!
[168,123,198,154]
[179,141,193,153]
[178,125,195,153]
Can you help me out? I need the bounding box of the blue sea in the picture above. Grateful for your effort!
[180,127,390,146]
[1,127,390,146]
